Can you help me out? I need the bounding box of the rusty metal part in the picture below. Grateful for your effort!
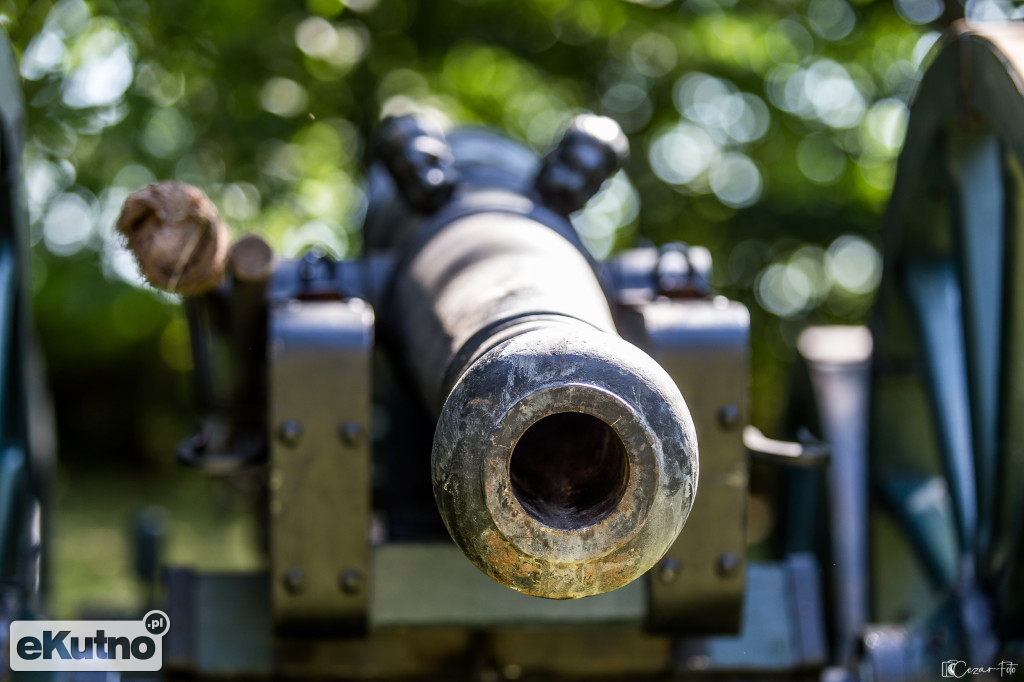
[377,117,699,600]
[115,182,230,296]
[433,323,697,599]
[384,199,697,598]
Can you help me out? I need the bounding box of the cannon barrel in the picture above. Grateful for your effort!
[378,116,699,599]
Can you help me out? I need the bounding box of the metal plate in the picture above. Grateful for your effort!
[622,296,749,634]
[268,298,373,635]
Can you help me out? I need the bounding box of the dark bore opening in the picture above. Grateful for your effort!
[509,412,629,530]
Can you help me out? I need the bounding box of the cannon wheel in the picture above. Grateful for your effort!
[0,26,53,674]
[869,20,1024,666]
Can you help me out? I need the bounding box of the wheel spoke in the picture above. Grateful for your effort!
[992,152,1024,627]
[946,134,1005,565]
[878,475,958,589]
[904,258,978,554]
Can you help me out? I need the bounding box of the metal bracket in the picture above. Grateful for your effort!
[268,297,373,635]
[619,294,749,634]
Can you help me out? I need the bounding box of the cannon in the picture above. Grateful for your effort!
[124,112,705,601]
[371,116,698,600]
[4,17,1024,682]
[110,111,768,675]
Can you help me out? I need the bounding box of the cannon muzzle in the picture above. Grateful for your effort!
[434,320,697,599]
[375,115,698,598]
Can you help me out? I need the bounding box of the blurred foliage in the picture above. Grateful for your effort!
[5,0,1018,462]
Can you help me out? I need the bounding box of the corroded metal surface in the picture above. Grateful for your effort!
[376,119,699,600]
[432,322,697,599]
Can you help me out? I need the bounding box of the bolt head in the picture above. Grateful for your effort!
[716,552,741,578]
[282,568,306,594]
[278,420,303,446]
[717,404,742,430]
[339,568,364,595]
[658,556,682,584]
[339,421,364,446]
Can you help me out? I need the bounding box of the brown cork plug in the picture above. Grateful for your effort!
[116,182,230,296]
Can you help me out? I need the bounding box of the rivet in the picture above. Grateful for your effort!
[339,568,364,595]
[278,420,303,446]
[282,568,306,594]
[339,421,364,446]
[717,404,741,430]
[716,552,741,578]
[658,556,681,584]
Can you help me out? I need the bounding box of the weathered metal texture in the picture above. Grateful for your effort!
[375,120,699,600]
[872,21,1024,645]
[268,298,373,634]
[617,293,748,634]
[388,211,618,412]
[434,321,697,599]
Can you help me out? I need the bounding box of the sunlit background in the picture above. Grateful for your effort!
[1,0,1018,617]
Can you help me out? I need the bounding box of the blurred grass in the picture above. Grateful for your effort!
[52,467,263,619]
